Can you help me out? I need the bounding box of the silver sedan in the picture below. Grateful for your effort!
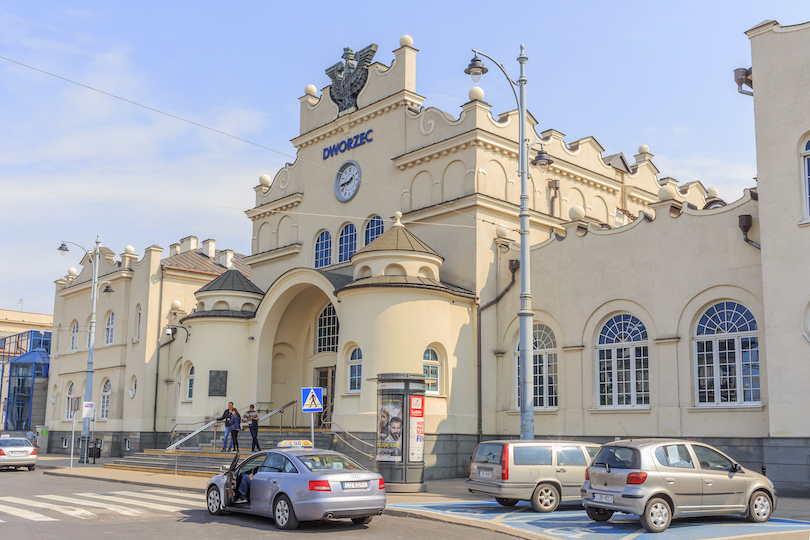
[206,448,386,529]
[0,437,37,470]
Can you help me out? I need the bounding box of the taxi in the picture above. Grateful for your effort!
[0,434,38,471]
[206,440,386,530]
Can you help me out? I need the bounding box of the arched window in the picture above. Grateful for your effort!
[348,348,362,393]
[515,323,558,409]
[100,379,111,420]
[70,321,79,352]
[423,348,441,395]
[365,216,384,245]
[802,138,810,220]
[65,383,75,420]
[187,366,195,400]
[338,224,357,262]
[315,231,332,268]
[105,312,115,346]
[694,301,759,405]
[596,314,649,408]
[316,304,339,353]
[135,305,141,342]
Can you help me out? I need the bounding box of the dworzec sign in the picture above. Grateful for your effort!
[323,129,373,160]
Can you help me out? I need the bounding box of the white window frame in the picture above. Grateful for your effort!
[693,301,760,407]
[105,312,115,346]
[338,223,357,262]
[423,348,441,395]
[70,321,79,352]
[316,304,339,353]
[348,348,362,393]
[595,314,650,409]
[100,379,111,420]
[65,383,74,420]
[314,230,332,269]
[802,138,810,222]
[515,323,559,410]
[187,366,195,400]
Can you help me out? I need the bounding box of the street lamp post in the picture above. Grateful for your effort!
[59,236,114,463]
[465,46,552,440]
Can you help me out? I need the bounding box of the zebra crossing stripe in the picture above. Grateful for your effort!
[37,495,142,516]
[0,503,58,522]
[146,489,206,501]
[0,497,93,519]
[74,493,188,512]
[110,491,200,506]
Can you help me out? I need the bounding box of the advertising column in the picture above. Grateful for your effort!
[375,373,425,492]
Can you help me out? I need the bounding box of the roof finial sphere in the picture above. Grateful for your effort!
[393,211,403,227]
[638,144,650,154]
[171,300,181,310]
[68,267,78,277]
[706,187,719,199]
[469,86,485,102]
[569,205,586,221]
[496,226,508,238]
[304,84,317,96]
[259,174,272,186]
[400,35,413,47]
[125,245,135,255]
[658,184,678,201]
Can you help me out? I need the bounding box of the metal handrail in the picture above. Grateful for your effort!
[256,400,297,424]
[321,419,375,460]
[167,418,214,447]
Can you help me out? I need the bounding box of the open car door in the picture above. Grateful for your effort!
[224,452,240,505]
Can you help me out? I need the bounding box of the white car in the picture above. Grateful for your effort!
[0,436,38,470]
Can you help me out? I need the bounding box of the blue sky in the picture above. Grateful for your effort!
[0,1,807,315]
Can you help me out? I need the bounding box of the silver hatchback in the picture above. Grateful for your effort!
[582,439,776,533]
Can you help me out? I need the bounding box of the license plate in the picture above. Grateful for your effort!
[593,493,614,503]
[342,481,368,490]
[11,451,26,456]
[478,471,492,478]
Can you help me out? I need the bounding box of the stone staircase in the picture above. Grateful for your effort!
[104,428,334,477]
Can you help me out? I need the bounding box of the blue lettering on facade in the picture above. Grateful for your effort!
[322,129,375,160]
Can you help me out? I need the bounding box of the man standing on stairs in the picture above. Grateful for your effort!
[216,402,235,452]
[243,404,261,452]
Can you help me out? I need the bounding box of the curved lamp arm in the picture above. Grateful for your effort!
[471,49,520,107]
[61,240,90,255]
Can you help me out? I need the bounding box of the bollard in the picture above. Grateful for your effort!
[761,464,767,476]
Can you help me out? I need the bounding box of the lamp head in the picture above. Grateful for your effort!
[464,55,488,83]
[58,242,69,256]
[103,284,114,297]
[531,148,554,171]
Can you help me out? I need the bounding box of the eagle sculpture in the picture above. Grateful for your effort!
[325,43,378,112]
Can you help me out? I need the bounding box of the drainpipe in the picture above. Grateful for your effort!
[734,67,753,97]
[738,215,761,250]
[477,260,519,442]
[153,266,166,448]
[548,179,560,217]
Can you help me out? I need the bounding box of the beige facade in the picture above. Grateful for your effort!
[43,26,810,491]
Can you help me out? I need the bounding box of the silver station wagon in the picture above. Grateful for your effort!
[466,440,600,512]
[582,439,776,533]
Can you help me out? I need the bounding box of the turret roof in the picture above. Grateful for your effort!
[196,269,263,295]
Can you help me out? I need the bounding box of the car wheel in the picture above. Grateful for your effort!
[530,483,560,513]
[351,516,373,525]
[746,490,772,523]
[495,498,519,507]
[207,486,225,516]
[274,494,299,530]
[28,464,36,471]
[640,497,671,533]
[586,506,614,522]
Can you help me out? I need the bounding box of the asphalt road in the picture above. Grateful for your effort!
[0,468,511,539]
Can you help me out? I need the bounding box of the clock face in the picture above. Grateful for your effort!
[334,161,361,202]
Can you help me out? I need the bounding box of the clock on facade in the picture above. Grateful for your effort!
[334,160,361,203]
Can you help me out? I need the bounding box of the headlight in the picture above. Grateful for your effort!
[767,478,774,489]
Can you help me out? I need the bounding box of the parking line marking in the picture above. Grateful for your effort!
[0,503,59,521]
[73,493,188,512]
[145,490,206,501]
[616,530,646,540]
[0,497,94,519]
[110,491,200,506]
[37,495,143,516]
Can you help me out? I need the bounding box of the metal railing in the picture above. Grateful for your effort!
[320,401,374,460]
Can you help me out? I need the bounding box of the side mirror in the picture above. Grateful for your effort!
[220,465,230,472]
[732,463,742,472]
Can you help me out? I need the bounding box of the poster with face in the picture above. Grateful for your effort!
[376,395,403,462]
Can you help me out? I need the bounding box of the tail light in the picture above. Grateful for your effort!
[585,468,589,481]
[0,449,4,456]
[379,478,385,490]
[626,472,648,485]
[309,480,331,491]
[31,448,38,456]
[501,443,509,481]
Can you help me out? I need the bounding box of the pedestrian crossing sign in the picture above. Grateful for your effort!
[301,387,324,412]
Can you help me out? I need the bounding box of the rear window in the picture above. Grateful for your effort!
[513,445,552,465]
[593,446,640,469]
[472,443,504,464]
[0,439,31,448]
[585,446,600,461]
[297,454,364,472]
[556,446,588,467]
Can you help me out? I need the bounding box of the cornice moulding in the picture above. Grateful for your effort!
[244,243,303,266]
[246,193,304,221]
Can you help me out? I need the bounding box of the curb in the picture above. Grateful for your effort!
[384,507,551,540]
[41,471,206,493]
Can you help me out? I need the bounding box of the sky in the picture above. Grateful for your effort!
[0,1,807,315]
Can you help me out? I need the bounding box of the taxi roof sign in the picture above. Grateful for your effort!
[277,439,313,449]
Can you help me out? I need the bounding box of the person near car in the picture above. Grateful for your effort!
[235,471,254,504]
[243,404,260,451]
[228,408,241,452]
[217,402,235,452]
[25,430,36,446]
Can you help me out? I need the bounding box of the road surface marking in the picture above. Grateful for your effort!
[37,495,143,516]
[0,503,58,521]
[146,489,206,501]
[110,491,200,506]
[74,493,188,512]
[0,497,94,519]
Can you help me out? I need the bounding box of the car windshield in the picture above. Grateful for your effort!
[0,439,31,448]
[472,443,504,464]
[297,454,364,471]
[593,446,640,469]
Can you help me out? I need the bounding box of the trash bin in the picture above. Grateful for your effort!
[88,440,101,459]
[374,373,426,492]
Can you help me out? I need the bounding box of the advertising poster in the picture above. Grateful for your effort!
[408,395,425,462]
[376,395,403,462]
